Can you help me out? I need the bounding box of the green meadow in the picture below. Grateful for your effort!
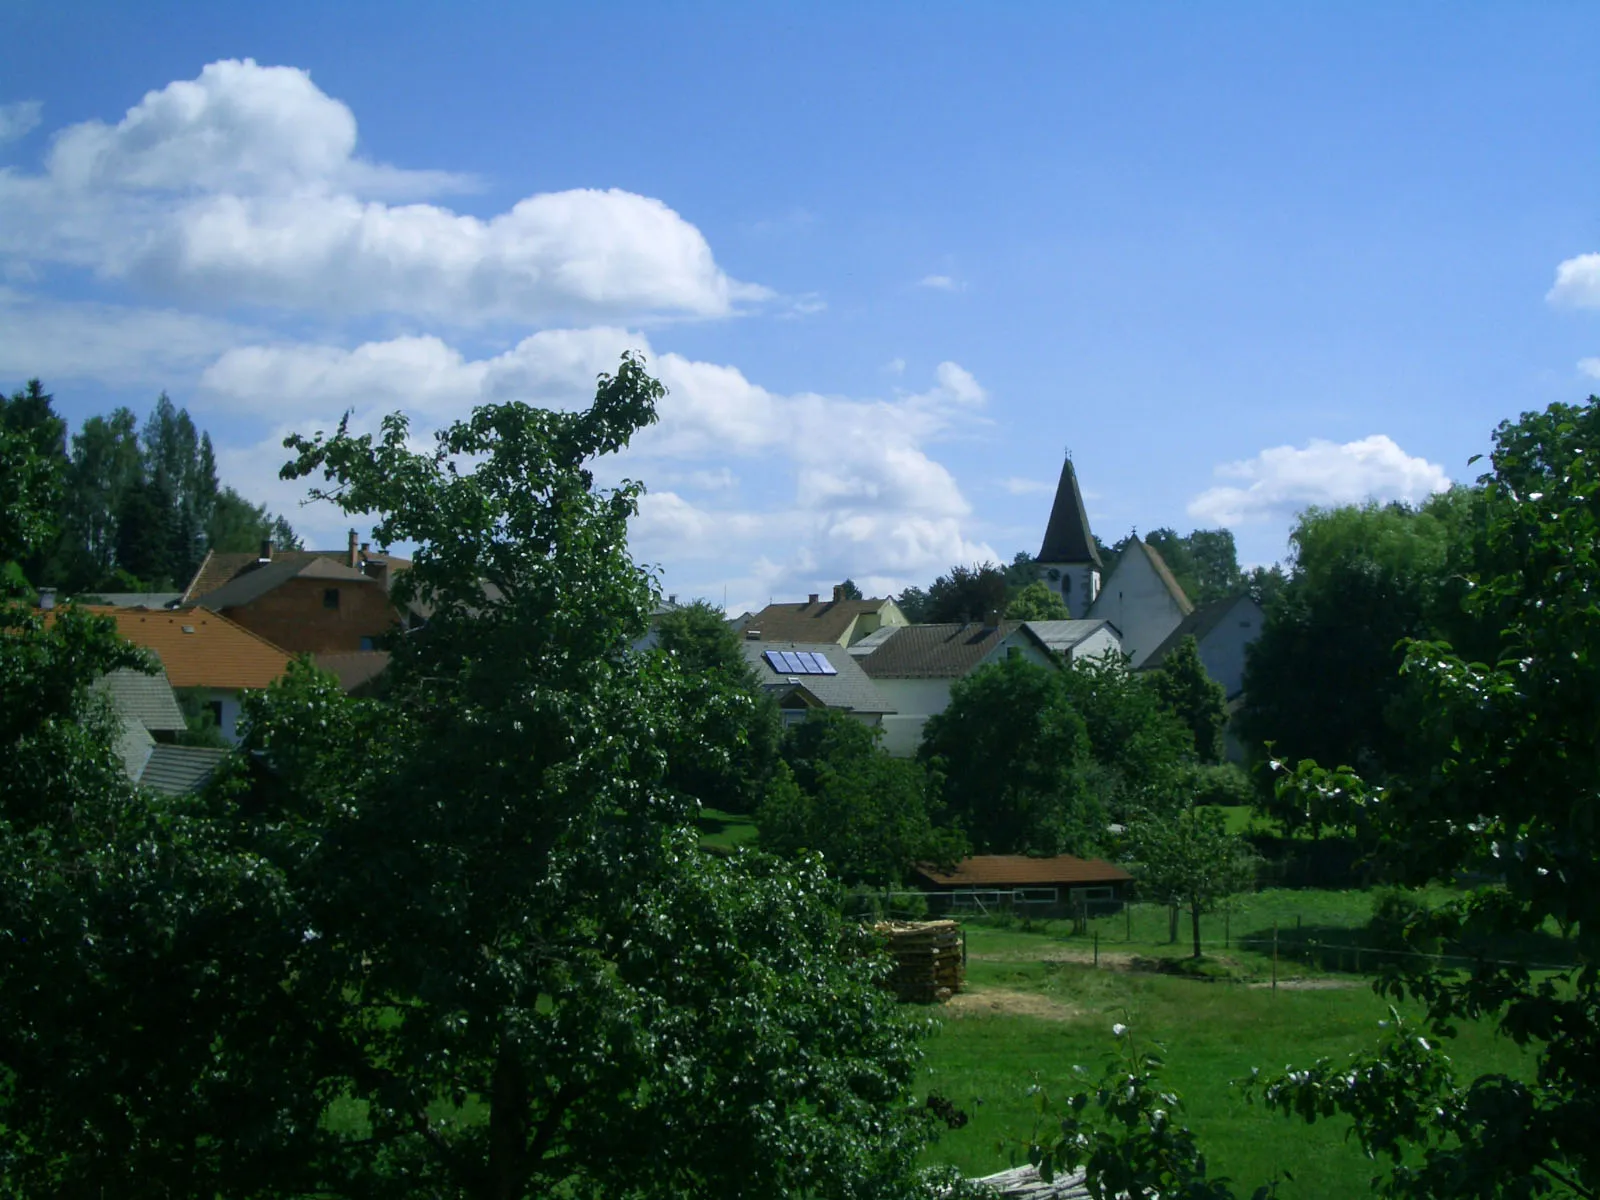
[918,917,1537,1197]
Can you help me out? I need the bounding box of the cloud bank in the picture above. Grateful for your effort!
[1187,435,1451,526]
[0,60,766,324]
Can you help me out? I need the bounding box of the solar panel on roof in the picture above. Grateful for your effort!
[761,649,840,676]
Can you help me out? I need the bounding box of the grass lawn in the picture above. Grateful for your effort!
[697,805,758,850]
[918,920,1535,1197]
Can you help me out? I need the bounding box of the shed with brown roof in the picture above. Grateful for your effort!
[913,855,1132,893]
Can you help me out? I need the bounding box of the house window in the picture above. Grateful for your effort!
[323,588,340,609]
[359,636,375,651]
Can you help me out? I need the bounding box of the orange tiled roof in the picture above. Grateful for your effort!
[69,605,294,690]
[914,855,1132,888]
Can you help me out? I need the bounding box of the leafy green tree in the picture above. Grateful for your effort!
[920,653,1100,854]
[1149,635,1227,763]
[894,584,929,622]
[1035,398,1600,1199]
[1127,805,1256,957]
[1005,579,1072,621]
[1,381,66,578]
[1058,654,1195,822]
[0,356,951,1198]
[1235,494,1479,800]
[653,598,782,815]
[759,712,964,888]
[923,562,1009,624]
[836,577,864,600]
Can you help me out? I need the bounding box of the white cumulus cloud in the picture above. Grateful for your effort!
[0,59,766,324]
[1187,435,1451,526]
[918,274,962,291]
[0,101,42,144]
[0,289,252,386]
[1549,253,1600,308]
[199,332,996,601]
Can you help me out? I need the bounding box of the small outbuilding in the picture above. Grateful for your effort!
[912,854,1133,917]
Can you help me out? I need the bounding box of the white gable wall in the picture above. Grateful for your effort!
[1065,624,1124,664]
[1089,551,1187,667]
[1196,596,1264,700]
[873,678,953,757]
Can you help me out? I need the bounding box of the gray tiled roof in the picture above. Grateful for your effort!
[138,745,231,796]
[95,665,187,733]
[857,622,1023,680]
[188,555,375,612]
[846,624,899,657]
[1141,594,1261,668]
[112,715,155,783]
[741,598,896,644]
[1022,619,1120,656]
[741,641,893,714]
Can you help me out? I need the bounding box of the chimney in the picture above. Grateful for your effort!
[832,584,844,602]
[667,593,677,606]
[37,587,56,612]
[348,529,359,568]
[983,606,1003,628]
[808,593,819,606]
[259,539,274,562]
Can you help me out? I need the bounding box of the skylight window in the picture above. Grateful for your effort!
[762,649,838,676]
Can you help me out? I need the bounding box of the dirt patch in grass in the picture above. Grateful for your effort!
[944,987,1081,1022]
[1248,977,1361,991]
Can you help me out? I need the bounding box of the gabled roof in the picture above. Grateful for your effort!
[1141,594,1262,669]
[112,715,155,783]
[1038,458,1103,569]
[82,592,182,609]
[913,855,1132,888]
[94,663,187,733]
[1129,540,1194,616]
[857,621,1029,680]
[185,555,375,612]
[1021,619,1120,657]
[741,597,897,644]
[741,641,893,714]
[846,624,900,657]
[313,650,392,694]
[184,547,411,603]
[68,606,293,691]
[139,745,231,796]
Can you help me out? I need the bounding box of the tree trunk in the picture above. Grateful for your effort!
[488,1042,530,1200]
[1168,903,1178,944]
[1190,896,1202,960]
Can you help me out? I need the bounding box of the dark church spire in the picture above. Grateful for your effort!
[1037,457,1103,568]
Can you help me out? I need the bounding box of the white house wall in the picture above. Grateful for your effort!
[1068,626,1124,664]
[1197,597,1264,700]
[872,677,953,757]
[1089,552,1187,667]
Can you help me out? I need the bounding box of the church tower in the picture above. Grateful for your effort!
[1036,456,1102,619]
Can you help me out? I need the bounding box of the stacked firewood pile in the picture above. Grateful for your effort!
[871,919,964,1003]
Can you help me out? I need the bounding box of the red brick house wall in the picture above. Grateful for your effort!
[219,577,399,654]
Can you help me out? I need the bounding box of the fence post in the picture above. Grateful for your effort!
[1094,931,1099,968]
[1272,921,1278,993]
[1125,901,1131,942]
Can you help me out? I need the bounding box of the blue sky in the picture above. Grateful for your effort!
[4,3,1600,610]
